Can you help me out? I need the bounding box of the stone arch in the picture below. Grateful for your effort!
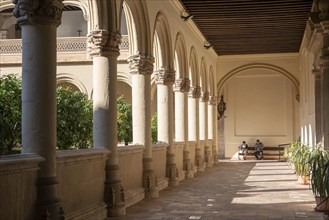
[152,11,174,70]
[117,71,132,87]
[117,71,132,104]
[0,1,13,12]
[124,0,152,55]
[200,57,208,92]
[189,47,199,86]
[88,0,121,34]
[174,32,188,79]
[217,63,299,99]
[57,73,88,95]
[63,0,89,21]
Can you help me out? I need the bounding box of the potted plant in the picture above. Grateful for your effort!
[309,144,329,211]
[288,141,311,184]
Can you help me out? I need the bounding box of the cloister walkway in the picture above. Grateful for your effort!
[112,161,325,220]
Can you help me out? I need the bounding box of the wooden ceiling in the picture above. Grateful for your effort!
[180,0,314,55]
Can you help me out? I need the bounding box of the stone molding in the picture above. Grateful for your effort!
[87,30,121,57]
[154,68,176,85]
[188,85,201,98]
[173,77,190,92]
[13,0,64,26]
[319,0,329,22]
[200,91,210,102]
[208,96,217,106]
[128,54,154,75]
[56,148,109,165]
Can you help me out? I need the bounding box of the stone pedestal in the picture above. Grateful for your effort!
[155,68,178,187]
[88,30,125,216]
[174,78,194,178]
[188,86,204,172]
[13,0,64,218]
[208,96,218,165]
[128,54,159,198]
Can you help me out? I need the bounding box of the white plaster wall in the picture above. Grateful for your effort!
[58,11,87,37]
[217,53,300,157]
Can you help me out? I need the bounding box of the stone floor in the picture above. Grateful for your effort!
[111,160,327,220]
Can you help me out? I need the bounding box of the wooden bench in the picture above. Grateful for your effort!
[238,146,285,160]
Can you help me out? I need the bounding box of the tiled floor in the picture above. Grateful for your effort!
[111,161,326,220]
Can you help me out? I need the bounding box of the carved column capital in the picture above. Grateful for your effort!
[128,54,154,75]
[173,77,190,93]
[154,68,176,85]
[87,30,121,57]
[200,91,210,102]
[188,85,201,98]
[208,96,217,106]
[313,69,322,80]
[13,0,64,26]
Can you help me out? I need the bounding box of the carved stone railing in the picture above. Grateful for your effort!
[0,35,129,55]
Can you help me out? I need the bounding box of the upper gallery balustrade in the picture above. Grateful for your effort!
[0,35,129,63]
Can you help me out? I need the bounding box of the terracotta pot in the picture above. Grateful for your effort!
[297,175,309,185]
[315,197,329,212]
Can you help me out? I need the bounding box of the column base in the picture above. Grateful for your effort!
[167,153,179,187]
[212,146,219,164]
[35,177,61,220]
[195,155,205,172]
[167,163,179,186]
[143,169,159,198]
[143,158,159,198]
[205,146,213,168]
[183,151,194,178]
[104,165,126,217]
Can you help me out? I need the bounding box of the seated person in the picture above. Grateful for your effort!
[238,141,248,160]
[254,139,264,160]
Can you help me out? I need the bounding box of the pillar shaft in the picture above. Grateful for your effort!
[88,30,125,216]
[13,0,64,218]
[199,91,209,141]
[174,78,193,178]
[128,54,159,198]
[208,96,218,165]
[188,86,204,172]
[155,68,178,186]
[313,70,322,144]
[200,91,211,167]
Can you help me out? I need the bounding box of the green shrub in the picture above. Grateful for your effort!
[151,113,157,144]
[117,95,132,144]
[0,75,22,155]
[56,87,93,150]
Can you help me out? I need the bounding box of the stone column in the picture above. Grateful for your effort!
[13,0,63,219]
[128,54,159,198]
[313,69,322,144]
[208,96,218,165]
[318,1,329,149]
[88,30,125,216]
[174,77,193,178]
[154,68,179,186]
[200,91,211,168]
[188,86,204,172]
